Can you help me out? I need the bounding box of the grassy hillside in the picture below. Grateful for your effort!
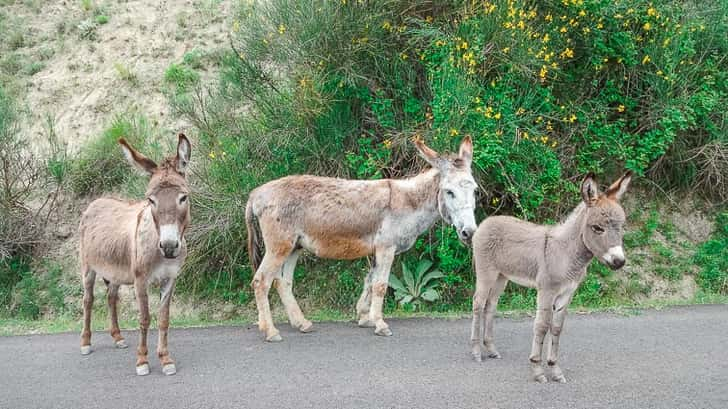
[1,0,726,329]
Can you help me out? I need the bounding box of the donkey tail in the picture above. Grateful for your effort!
[245,197,264,273]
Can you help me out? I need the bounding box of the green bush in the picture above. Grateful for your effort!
[694,212,728,294]
[161,0,728,309]
[68,114,155,196]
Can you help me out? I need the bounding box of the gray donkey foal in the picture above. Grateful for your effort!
[471,172,632,383]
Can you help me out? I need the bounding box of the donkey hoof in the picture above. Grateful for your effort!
[299,321,314,333]
[80,345,92,355]
[487,351,502,359]
[551,374,567,383]
[115,339,128,349]
[136,363,150,376]
[534,374,548,383]
[162,363,177,376]
[266,333,283,342]
[471,353,483,363]
[358,318,375,328]
[374,327,392,337]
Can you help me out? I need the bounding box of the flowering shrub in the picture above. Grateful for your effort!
[171,0,727,308]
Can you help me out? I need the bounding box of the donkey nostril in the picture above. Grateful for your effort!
[173,241,180,249]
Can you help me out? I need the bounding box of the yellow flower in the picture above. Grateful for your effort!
[569,114,577,123]
[208,152,216,159]
[642,55,651,64]
[502,47,510,53]
[656,70,663,76]
[617,104,625,112]
[425,112,434,120]
[542,33,550,43]
[560,26,568,33]
[400,52,408,60]
[450,128,459,136]
[383,139,392,149]
[494,112,502,120]
[647,7,658,17]
[435,40,446,47]
[643,22,651,31]
[560,47,574,59]
[461,41,469,50]
[540,65,549,80]
[382,20,392,31]
[491,197,500,205]
[278,24,286,34]
[425,16,433,23]
[517,107,526,115]
[545,13,553,22]
[232,20,240,33]
[474,97,481,104]
[522,131,529,140]
[596,22,603,29]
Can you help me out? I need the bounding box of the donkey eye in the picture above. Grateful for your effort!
[445,190,455,198]
[148,197,156,206]
[591,225,605,234]
[179,195,188,204]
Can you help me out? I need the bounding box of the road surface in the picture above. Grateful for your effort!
[1,305,726,409]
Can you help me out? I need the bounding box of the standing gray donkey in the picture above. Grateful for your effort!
[246,137,477,342]
[470,172,632,383]
[79,134,191,376]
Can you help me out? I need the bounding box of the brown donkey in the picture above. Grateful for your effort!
[471,172,632,383]
[246,137,477,341]
[79,134,191,376]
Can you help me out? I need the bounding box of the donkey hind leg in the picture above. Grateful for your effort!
[80,266,96,355]
[105,280,127,349]
[356,259,375,327]
[483,275,508,359]
[274,250,312,333]
[470,275,492,362]
[529,291,556,383]
[253,250,291,342]
[367,247,396,337]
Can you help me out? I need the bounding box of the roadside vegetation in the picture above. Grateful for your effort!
[1,0,726,330]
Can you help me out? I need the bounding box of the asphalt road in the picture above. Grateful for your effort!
[1,305,726,409]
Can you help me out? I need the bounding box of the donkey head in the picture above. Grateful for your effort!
[119,134,192,259]
[580,171,632,270]
[414,136,477,244]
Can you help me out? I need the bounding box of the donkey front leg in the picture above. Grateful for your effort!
[157,278,177,376]
[529,291,555,383]
[367,247,395,337]
[546,306,568,383]
[356,264,374,327]
[134,277,151,376]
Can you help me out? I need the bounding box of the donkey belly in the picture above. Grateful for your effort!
[300,234,373,260]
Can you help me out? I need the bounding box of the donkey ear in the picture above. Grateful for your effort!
[581,173,600,206]
[458,135,473,168]
[176,133,191,174]
[413,137,448,171]
[605,171,632,201]
[119,138,157,176]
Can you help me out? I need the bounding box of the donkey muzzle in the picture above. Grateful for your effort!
[159,225,181,259]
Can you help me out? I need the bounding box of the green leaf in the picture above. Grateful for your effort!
[400,295,414,305]
[388,274,406,293]
[414,259,434,278]
[402,262,415,293]
[421,288,440,302]
[419,269,443,289]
